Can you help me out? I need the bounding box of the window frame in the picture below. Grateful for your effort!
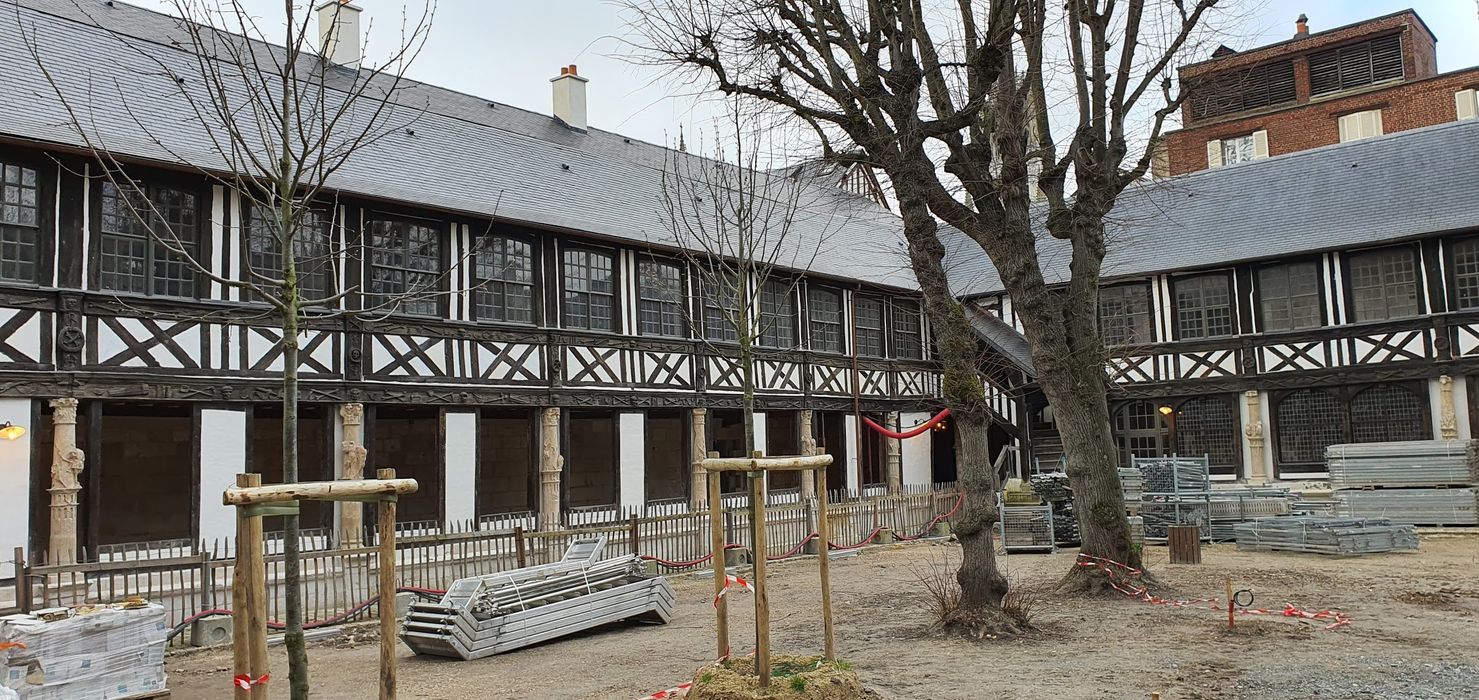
[890,298,925,360]
[757,276,798,349]
[1170,271,1236,341]
[806,285,846,354]
[1219,134,1258,165]
[1270,382,1430,476]
[559,244,619,333]
[1343,244,1423,323]
[1308,34,1405,97]
[635,255,686,338]
[1098,281,1156,347]
[1255,258,1325,333]
[363,211,446,317]
[472,230,539,326]
[1446,236,1479,312]
[853,294,886,358]
[0,152,54,286]
[241,201,336,306]
[91,171,208,299]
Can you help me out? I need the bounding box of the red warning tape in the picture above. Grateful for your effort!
[713,574,754,608]
[638,681,692,699]
[233,673,269,690]
[1075,553,1352,630]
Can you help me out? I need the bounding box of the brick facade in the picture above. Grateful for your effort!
[1163,10,1477,176]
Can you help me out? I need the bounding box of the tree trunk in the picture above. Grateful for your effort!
[281,310,310,698]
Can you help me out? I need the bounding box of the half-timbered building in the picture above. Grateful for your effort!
[0,0,959,570]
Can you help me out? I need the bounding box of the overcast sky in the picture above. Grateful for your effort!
[139,0,1479,148]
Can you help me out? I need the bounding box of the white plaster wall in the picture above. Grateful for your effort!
[198,409,247,545]
[843,414,860,491]
[0,398,31,579]
[1258,392,1277,482]
[619,413,645,510]
[1454,376,1472,440]
[330,405,345,538]
[751,412,767,455]
[899,411,932,486]
[443,411,478,527]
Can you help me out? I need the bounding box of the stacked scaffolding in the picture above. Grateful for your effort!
[1208,487,1295,540]
[1133,456,1211,541]
[401,537,675,660]
[1029,472,1079,544]
[1326,440,1479,526]
[1234,516,1419,555]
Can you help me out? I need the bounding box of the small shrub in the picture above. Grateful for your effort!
[789,675,807,692]
[700,671,714,684]
[912,549,963,627]
[1000,584,1040,626]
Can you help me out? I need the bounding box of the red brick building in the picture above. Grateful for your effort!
[1161,10,1479,176]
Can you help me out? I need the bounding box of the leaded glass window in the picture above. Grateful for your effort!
[1259,262,1322,332]
[1113,400,1167,465]
[1452,238,1479,310]
[474,236,534,324]
[638,260,684,337]
[808,287,843,353]
[892,300,923,359]
[1274,389,1345,469]
[1349,384,1426,444]
[1099,283,1153,346]
[1220,135,1257,165]
[0,162,40,283]
[99,180,198,297]
[562,249,614,331]
[1174,274,1234,339]
[1349,247,1419,321]
[368,218,440,316]
[1174,396,1240,477]
[247,206,332,303]
[854,297,884,357]
[702,273,739,343]
[758,279,795,348]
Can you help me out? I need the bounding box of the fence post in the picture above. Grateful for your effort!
[13,547,30,614]
[513,527,528,569]
[628,514,641,557]
[198,549,213,612]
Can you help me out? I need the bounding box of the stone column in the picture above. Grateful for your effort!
[539,407,564,531]
[1243,391,1270,484]
[48,398,83,565]
[689,408,708,510]
[339,403,367,545]
[1439,375,1459,440]
[885,412,902,494]
[799,410,817,500]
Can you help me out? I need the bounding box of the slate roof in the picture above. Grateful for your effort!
[0,0,918,288]
[945,117,1479,298]
[967,307,1035,376]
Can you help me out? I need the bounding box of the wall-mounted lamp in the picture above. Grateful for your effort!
[933,419,948,432]
[1157,405,1174,417]
[0,421,26,440]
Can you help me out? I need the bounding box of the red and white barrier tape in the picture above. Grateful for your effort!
[638,681,692,699]
[1075,553,1351,630]
[713,574,753,608]
[233,673,269,690]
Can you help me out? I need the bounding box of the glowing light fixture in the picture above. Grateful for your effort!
[0,421,26,441]
[1157,405,1174,417]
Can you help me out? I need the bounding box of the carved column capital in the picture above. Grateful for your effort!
[49,397,79,424]
[1438,374,1458,440]
[339,402,364,426]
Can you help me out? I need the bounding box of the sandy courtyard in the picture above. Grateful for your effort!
[166,534,1479,699]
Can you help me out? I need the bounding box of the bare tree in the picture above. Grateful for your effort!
[625,0,1226,625]
[21,1,438,695]
[657,103,828,462]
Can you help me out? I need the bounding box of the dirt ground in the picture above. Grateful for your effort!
[166,533,1479,699]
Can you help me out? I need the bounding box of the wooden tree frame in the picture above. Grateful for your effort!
[223,469,418,700]
[704,452,835,689]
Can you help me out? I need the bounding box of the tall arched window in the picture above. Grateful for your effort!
[1114,400,1167,465]
[1349,384,1427,443]
[1274,389,1345,470]
[1174,396,1240,476]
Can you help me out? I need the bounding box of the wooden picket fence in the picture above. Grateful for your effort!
[3,483,959,646]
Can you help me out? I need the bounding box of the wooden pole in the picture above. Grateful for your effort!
[707,465,729,660]
[629,513,641,556]
[749,459,770,688]
[815,467,835,660]
[1225,578,1235,629]
[377,468,398,700]
[232,473,268,700]
[513,526,528,569]
[12,547,29,614]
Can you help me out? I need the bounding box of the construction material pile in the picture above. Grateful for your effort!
[1326,440,1479,488]
[1118,468,1144,507]
[1029,472,1079,544]
[401,537,675,660]
[1138,457,1210,493]
[1234,516,1419,555]
[1,600,167,699]
[999,501,1055,552]
[1208,488,1295,540]
[1134,456,1212,540]
[1325,440,1479,526]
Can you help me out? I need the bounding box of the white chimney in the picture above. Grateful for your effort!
[551,64,589,131]
[316,0,362,67]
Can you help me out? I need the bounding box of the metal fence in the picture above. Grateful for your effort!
[3,483,959,646]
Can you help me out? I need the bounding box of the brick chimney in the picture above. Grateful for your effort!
[1294,13,1309,38]
[316,1,362,67]
[551,65,589,132]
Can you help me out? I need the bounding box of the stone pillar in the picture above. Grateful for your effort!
[1242,391,1270,484]
[48,398,83,565]
[339,403,366,545]
[799,410,816,500]
[539,407,564,531]
[1439,375,1459,441]
[885,412,902,494]
[689,408,708,510]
